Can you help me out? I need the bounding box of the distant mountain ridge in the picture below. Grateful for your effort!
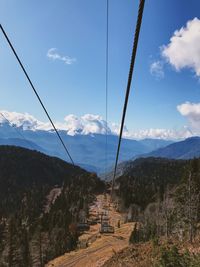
[105,137,200,181]
[0,118,173,173]
[3,112,200,174]
[0,137,45,152]
[137,136,200,160]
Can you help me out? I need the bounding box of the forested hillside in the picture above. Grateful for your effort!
[0,146,105,266]
[138,136,200,160]
[116,157,187,208]
[103,158,200,267]
[113,157,200,266]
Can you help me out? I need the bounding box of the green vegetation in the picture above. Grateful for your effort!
[0,146,105,266]
[154,245,200,267]
[2,147,200,266]
[117,157,186,209]
[117,157,200,266]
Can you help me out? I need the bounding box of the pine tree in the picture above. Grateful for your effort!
[21,227,32,267]
[8,218,18,267]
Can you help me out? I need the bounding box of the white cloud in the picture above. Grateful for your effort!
[63,114,111,136]
[0,110,46,130]
[162,18,200,76]
[127,128,193,140]
[47,48,76,65]
[177,102,200,131]
[110,122,193,140]
[150,60,164,79]
[0,111,111,136]
[110,123,131,138]
[0,110,196,140]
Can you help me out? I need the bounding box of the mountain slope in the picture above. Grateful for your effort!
[108,157,200,267]
[141,136,200,160]
[0,146,105,265]
[116,157,187,209]
[0,137,45,152]
[139,138,173,151]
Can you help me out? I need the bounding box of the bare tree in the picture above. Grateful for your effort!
[162,186,175,238]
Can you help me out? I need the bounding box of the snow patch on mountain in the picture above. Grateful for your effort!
[0,110,197,140]
[63,114,111,135]
[0,110,111,135]
[0,110,47,131]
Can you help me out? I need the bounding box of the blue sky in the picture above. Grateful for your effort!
[1,0,200,139]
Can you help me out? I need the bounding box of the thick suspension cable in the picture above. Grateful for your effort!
[0,24,74,165]
[111,0,145,197]
[105,0,109,176]
[0,112,36,150]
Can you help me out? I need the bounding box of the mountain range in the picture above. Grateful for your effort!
[136,136,200,160]
[1,110,200,174]
[0,113,173,173]
[105,136,200,180]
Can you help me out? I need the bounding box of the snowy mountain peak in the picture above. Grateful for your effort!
[63,114,111,136]
[0,110,46,131]
[0,110,197,140]
[0,110,111,135]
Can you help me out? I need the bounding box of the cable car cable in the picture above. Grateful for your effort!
[105,0,109,177]
[0,24,74,165]
[111,0,145,197]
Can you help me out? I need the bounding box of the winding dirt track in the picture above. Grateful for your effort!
[46,195,134,267]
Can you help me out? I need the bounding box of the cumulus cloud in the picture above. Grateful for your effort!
[0,110,47,130]
[47,48,76,65]
[0,110,196,140]
[150,60,164,79]
[177,102,200,131]
[162,18,200,76]
[63,114,111,135]
[110,123,132,138]
[111,122,193,140]
[127,128,193,140]
[0,111,111,136]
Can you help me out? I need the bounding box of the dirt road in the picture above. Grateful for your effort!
[46,194,134,267]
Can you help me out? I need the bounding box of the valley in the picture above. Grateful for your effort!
[46,194,134,267]
[1,1,200,266]
[1,147,200,267]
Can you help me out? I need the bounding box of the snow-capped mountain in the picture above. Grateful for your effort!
[0,111,112,135]
[0,110,174,173]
